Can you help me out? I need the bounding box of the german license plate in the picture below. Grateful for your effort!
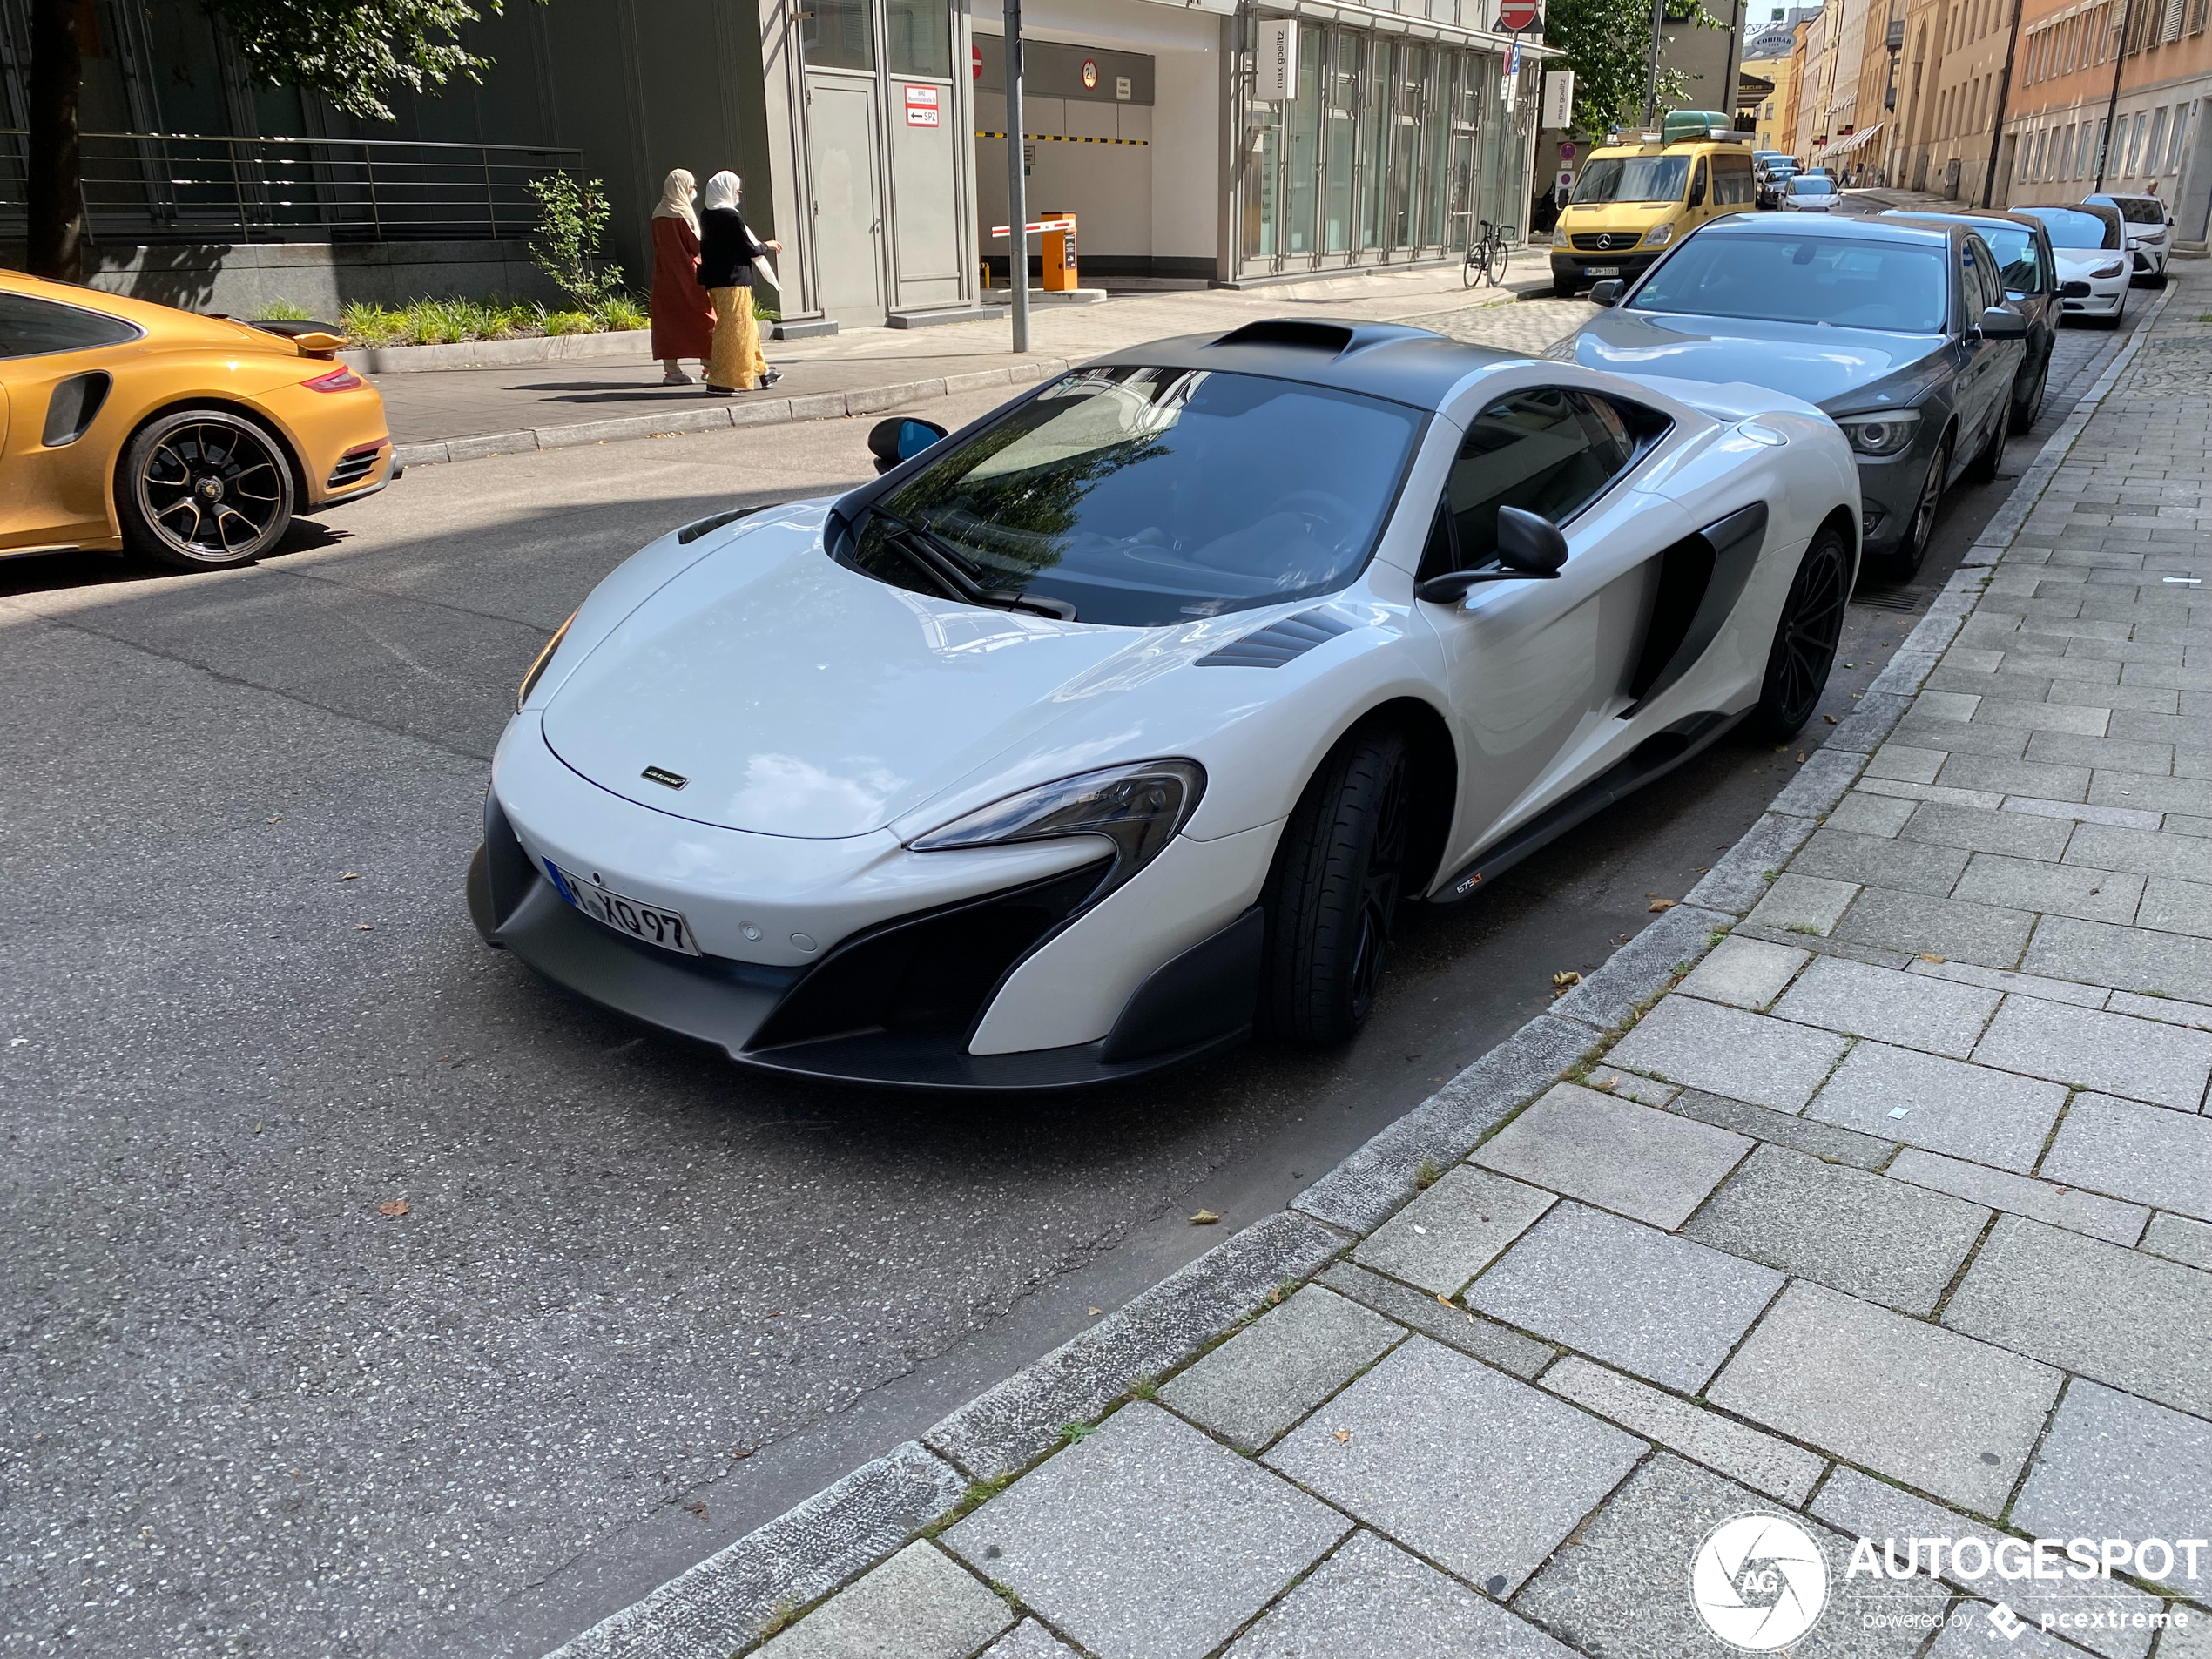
[546,860,699,955]
[1586,265,1621,277]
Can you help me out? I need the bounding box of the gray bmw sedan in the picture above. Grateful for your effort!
[1563,215,2027,580]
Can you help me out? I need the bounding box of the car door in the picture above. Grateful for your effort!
[1415,386,1690,863]
[0,291,142,553]
[1952,236,2012,460]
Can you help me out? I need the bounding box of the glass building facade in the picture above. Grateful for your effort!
[1234,11,1543,278]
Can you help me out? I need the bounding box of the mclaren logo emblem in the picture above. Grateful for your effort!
[641,765,689,790]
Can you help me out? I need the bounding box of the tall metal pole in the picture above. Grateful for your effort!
[1646,0,1667,124]
[1981,0,2026,206]
[2094,0,2136,191]
[1004,0,1031,354]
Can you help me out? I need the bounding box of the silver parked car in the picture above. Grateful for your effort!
[1566,214,2028,581]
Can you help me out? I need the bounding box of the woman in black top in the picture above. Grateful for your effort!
[697,171,783,395]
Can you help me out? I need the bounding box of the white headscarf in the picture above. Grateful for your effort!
[653,168,698,233]
[700,171,742,214]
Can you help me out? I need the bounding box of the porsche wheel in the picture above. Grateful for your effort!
[1754,528,1852,739]
[120,408,295,570]
[1260,724,1412,1046]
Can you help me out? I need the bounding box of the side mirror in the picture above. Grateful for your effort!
[1412,506,1568,604]
[867,415,948,475]
[1978,305,2028,339]
[1589,279,1624,307]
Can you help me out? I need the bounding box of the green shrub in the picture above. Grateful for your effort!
[254,300,312,321]
[328,292,640,347]
[594,293,648,332]
[543,309,597,335]
[526,172,624,311]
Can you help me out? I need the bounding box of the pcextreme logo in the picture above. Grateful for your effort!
[1690,1514,1831,1650]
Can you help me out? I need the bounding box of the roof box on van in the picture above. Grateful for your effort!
[1662,110,1750,144]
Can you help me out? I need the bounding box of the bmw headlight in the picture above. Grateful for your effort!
[518,610,577,710]
[910,759,1206,902]
[2090,260,2127,280]
[1832,408,1921,457]
[1642,222,1676,249]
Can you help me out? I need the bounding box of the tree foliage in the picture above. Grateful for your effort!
[207,0,514,122]
[525,172,624,311]
[1542,0,1729,138]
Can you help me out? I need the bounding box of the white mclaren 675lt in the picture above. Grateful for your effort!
[468,318,1859,1090]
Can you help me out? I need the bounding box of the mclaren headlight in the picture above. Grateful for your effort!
[910,759,1206,903]
[518,610,577,710]
[1832,408,1921,457]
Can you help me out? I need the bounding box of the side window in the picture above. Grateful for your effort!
[1963,238,2000,314]
[1713,154,1757,206]
[1426,389,1646,574]
[1689,158,1710,206]
[0,293,141,359]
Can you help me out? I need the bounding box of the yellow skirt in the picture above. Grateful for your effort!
[707,287,767,391]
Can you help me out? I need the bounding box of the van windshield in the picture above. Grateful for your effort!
[1573,155,1690,205]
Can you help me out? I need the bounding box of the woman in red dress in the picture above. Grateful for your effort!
[649,169,716,385]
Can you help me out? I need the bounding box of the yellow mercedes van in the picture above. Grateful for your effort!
[1552,111,1759,298]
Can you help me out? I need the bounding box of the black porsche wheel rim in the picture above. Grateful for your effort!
[1770,539,1851,729]
[1347,759,1411,1024]
[138,421,285,561]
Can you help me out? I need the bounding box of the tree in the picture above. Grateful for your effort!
[25,0,524,282]
[1543,0,1727,138]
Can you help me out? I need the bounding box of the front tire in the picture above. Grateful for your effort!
[119,408,295,570]
[1877,429,1950,583]
[1964,389,2009,484]
[1552,276,1580,299]
[1259,724,1412,1047]
[1754,529,1852,739]
[2011,352,2049,433]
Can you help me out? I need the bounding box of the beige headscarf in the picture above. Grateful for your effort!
[653,168,698,233]
[700,171,742,214]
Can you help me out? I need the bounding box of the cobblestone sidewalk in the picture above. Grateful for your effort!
[550,271,2212,1659]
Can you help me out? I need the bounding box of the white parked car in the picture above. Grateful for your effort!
[2082,192,2173,285]
[1780,176,1838,212]
[2015,205,2134,327]
[468,322,1860,1089]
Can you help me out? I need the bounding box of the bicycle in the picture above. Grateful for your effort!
[1460,219,1520,288]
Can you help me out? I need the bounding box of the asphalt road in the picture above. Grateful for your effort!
[0,304,2142,1659]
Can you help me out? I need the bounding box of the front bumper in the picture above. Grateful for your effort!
[1843,420,1946,557]
[470,796,1262,1090]
[1551,250,1661,289]
[2061,278,2128,317]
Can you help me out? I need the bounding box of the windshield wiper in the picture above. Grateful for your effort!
[873,510,1077,620]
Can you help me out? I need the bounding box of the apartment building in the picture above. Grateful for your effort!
[2002,0,2212,240]
[1747,41,1804,148]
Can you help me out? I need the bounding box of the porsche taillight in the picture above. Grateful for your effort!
[302,365,365,393]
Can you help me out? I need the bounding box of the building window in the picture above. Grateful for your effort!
[805,0,875,71]
[2146,107,2169,173]
[2169,104,2193,168]
[886,0,950,78]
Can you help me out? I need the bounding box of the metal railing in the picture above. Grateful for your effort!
[0,131,583,244]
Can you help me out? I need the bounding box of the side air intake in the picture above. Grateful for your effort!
[1195,610,1357,668]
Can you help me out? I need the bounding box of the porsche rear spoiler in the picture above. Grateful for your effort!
[245,316,347,357]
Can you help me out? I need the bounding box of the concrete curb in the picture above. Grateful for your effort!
[341,328,651,374]
[534,283,2184,1659]
[392,358,1073,469]
[550,1439,965,1659]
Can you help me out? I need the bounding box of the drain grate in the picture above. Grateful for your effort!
[1851,591,1925,613]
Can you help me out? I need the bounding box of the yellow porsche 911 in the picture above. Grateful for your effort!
[1,269,396,570]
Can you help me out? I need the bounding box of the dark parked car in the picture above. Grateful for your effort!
[1756,154,1799,208]
[1881,208,2060,429]
[1567,214,2028,581]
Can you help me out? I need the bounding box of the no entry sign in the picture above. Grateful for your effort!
[1499,0,1540,29]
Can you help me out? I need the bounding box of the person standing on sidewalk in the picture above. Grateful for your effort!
[698,172,782,397]
[650,169,715,386]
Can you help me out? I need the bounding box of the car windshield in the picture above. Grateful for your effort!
[1977,225,2045,293]
[1573,155,1690,204]
[2021,207,2121,249]
[2101,196,2167,225]
[1629,233,1948,331]
[840,366,1426,628]
[1789,177,1833,195]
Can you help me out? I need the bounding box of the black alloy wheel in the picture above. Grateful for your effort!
[1754,529,1853,739]
[120,408,295,570]
[1260,724,1413,1046]
[1882,429,1951,583]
